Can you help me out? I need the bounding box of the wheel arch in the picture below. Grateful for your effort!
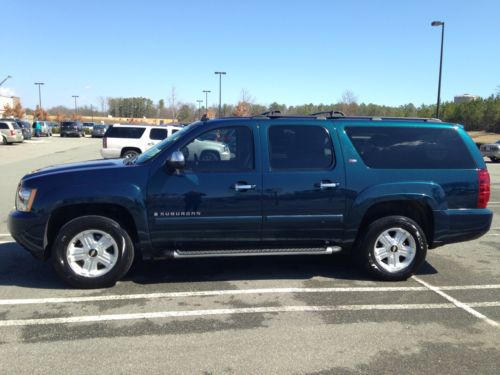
[46,203,140,259]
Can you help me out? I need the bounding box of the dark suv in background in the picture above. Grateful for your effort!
[15,120,32,140]
[60,121,85,137]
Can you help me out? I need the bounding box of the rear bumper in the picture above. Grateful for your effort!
[8,210,47,260]
[432,208,493,248]
[61,130,81,136]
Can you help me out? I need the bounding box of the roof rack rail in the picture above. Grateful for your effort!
[310,110,345,118]
[259,110,282,116]
[338,116,442,122]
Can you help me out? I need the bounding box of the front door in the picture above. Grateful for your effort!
[147,124,262,250]
[260,122,346,247]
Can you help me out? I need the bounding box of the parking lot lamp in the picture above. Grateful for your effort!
[0,75,12,87]
[431,21,445,119]
[214,72,226,118]
[196,100,203,118]
[72,95,79,115]
[202,90,211,114]
[34,82,44,117]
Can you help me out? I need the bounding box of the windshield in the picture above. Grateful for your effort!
[135,124,194,164]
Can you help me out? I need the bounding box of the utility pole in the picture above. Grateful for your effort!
[214,71,226,118]
[72,95,79,115]
[196,100,203,118]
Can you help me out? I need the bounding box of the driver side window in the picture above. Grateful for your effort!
[180,127,254,172]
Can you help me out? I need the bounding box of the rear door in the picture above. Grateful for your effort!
[259,121,346,246]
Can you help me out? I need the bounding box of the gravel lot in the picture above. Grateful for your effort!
[0,136,499,374]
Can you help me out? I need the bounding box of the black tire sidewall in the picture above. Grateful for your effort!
[52,215,134,288]
[359,216,427,281]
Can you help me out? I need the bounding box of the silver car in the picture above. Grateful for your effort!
[480,141,500,163]
[0,120,24,144]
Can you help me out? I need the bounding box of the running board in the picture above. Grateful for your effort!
[173,246,341,258]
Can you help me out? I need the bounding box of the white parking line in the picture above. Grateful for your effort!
[412,276,499,328]
[1,302,499,327]
[1,284,499,306]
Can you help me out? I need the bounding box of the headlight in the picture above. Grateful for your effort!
[15,186,37,212]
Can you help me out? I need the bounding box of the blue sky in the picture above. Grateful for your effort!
[2,0,499,109]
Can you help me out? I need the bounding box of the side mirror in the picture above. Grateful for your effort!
[166,150,185,173]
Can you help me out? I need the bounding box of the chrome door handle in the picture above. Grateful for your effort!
[319,181,340,190]
[233,183,256,191]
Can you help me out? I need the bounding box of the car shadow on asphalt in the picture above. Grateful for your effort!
[0,242,438,290]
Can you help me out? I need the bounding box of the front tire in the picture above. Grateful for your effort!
[356,216,427,281]
[52,215,135,288]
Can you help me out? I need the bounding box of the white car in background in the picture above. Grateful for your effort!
[101,124,181,159]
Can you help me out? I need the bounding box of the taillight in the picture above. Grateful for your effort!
[477,169,490,208]
[103,137,107,148]
[10,130,16,136]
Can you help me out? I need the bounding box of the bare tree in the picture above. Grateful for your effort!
[339,90,358,115]
[98,96,106,114]
[240,89,253,104]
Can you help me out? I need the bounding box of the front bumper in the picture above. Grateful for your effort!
[432,208,493,248]
[61,130,81,136]
[8,210,47,260]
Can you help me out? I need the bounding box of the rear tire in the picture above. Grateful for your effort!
[52,215,135,288]
[356,215,427,281]
[2,136,7,145]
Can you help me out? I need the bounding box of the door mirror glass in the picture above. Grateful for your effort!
[166,150,185,173]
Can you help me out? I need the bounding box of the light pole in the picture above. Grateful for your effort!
[431,21,445,119]
[34,82,44,117]
[0,75,12,87]
[196,100,203,118]
[72,95,79,116]
[214,71,226,118]
[202,90,211,114]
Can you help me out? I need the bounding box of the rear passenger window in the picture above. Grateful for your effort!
[105,127,145,139]
[150,128,168,140]
[346,126,476,169]
[0,123,8,129]
[269,125,334,170]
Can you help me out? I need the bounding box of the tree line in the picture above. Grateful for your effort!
[17,90,499,132]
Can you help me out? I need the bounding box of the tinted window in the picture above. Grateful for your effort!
[181,127,254,172]
[0,123,8,129]
[61,122,77,128]
[172,129,179,134]
[269,125,334,170]
[150,128,168,140]
[105,126,146,139]
[346,126,476,169]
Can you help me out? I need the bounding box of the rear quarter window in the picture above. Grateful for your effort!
[105,127,146,139]
[346,126,476,169]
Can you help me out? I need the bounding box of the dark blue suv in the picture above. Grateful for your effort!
[8,113,492,288]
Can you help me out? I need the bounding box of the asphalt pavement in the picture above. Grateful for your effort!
[0,136,499,374]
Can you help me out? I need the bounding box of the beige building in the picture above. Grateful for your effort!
[0,95,20,117]
[454,94,479,104]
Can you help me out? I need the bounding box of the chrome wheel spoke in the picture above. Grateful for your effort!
[374,246,389,261]
[80,233,96,251]
[96,236,114,252]
[379,233,393,248]
[97,252,114,268]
